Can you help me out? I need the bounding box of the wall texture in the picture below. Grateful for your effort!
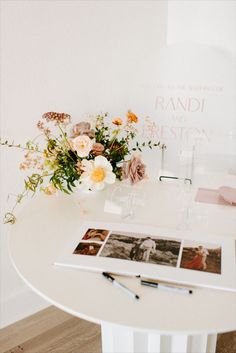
[0,0,168,328]
[167,0,236,55]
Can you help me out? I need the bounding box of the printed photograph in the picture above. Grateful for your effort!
[81,228,109,242]
[73,242,102,256]
[99,232,181,267]
[180,240,221,274]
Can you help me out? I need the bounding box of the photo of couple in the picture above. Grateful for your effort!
[99,232,181,267]
[81,228,109,242]
[72,228,222,275]
[73,242,102,256]
[130,237,158,262]
[180,241,221,274]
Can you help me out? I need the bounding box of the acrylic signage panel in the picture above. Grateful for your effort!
[133,43,236,178]
[54,221,236,293]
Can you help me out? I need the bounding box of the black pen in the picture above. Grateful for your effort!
[141,279,193,295]
[102,272,140,300]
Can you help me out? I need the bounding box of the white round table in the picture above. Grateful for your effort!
[8,180,236,353]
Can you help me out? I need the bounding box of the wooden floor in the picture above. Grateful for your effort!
[0,306,235,353]
[0,307,101,353]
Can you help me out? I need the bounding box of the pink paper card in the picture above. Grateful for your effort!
[195,188,235,206]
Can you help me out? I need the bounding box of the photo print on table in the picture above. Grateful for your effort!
[73,242,102,256]
[180,240,221,274]
[81,228,109,242]
[99,231,181,267]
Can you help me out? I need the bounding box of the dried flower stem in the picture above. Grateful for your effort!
[0,140,44,154]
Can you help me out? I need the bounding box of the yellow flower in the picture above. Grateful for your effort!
[127,110,138,123]
[112,118,123,126]
[43,183,57,195]
[91,167,106,182]
[44,158,57,170]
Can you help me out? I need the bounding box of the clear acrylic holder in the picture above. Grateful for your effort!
[107,182,146,219]
[174,179,194,230]
[159,144,195,185]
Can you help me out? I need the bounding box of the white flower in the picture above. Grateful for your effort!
[71,135,93,158]
[80,156,116,191]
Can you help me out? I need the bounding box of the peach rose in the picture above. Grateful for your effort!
[71,135,93,158]
[92,142,105,156]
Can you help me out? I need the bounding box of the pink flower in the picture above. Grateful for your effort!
[71,122,95,139]
[71,135,93,158]
[91,142,105,156]
[122,155,146,184]
[37,120,44,130]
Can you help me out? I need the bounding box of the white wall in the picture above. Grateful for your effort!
[0,0,168,327]
[1,0,236,329]
[167,0,236,55]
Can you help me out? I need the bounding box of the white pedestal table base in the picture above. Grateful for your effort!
[101,324,217,353]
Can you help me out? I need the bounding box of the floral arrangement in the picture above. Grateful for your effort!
[1,111,165,224]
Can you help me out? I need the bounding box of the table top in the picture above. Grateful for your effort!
[8,178,236,334]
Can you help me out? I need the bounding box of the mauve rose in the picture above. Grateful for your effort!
[71,122,95,138]
[92,143,105,156]
[87,129,95,139]
[122,156,146,184]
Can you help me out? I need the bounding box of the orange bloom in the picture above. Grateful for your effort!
[112,117,123,126]
[127,110,138,123]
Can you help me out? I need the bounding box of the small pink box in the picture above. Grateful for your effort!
[195,188,236,206]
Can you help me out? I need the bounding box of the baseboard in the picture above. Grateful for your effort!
[0,287,49,328]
